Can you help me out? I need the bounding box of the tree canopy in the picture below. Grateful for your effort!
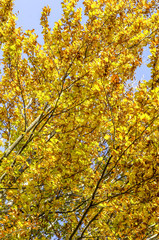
[0,0,158,239]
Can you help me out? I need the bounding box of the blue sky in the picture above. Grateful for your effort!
[13,0,63,44]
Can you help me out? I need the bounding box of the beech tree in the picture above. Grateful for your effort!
[0,0,158,239]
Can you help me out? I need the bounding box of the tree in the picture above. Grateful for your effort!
[0,0,158,239]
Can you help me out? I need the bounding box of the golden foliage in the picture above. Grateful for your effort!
[0,0,158,239]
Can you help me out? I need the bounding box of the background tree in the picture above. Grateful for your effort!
[0,0,158,239]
